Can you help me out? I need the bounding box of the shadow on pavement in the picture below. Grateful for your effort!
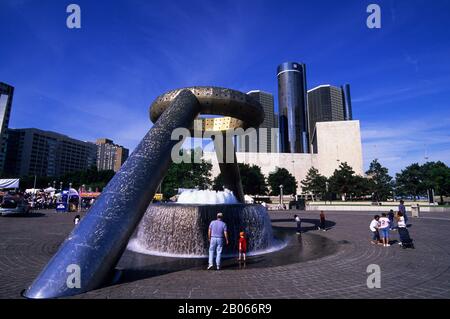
[1,212,46,218]
[271,218,336,233]
[108,228,339,288]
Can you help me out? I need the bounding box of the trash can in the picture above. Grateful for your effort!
[411,204,420,218]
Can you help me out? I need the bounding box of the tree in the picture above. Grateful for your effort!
[19,175,53,190]
[421,161,450,204]
[268,167,297,195]
[161,149,212,199]
[60,167,115,191]
[365,159,393,201]
[300,167,328,200]
[17,167,116,191]
[395,163,426,200]
[328,162,357,201]
[352,175,373,199]
[213,163,267,195]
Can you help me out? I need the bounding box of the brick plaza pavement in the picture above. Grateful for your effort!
[1,209,449,299]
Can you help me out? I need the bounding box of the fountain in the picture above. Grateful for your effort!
[128,190,275,257]
[24,87,273,298]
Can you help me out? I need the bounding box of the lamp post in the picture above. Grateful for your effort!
[68,183,73,212]
[32,175,37,208]
[279,184,284,208]
[53,181,56,189]
[59,182,63,192]
[325,181,329,205]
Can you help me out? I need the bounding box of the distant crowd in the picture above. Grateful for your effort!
[0,190,96,211]
[23,192,58,209]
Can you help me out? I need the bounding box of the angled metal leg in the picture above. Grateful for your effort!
[24,90,201,298]
[213,132,245,203]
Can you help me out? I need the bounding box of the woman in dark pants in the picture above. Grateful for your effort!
[397,212,414,248]
[319,211,326,231]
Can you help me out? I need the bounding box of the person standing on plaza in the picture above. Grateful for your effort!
[238,231,247,262]
[208,212,229,270]
[319,211,326,231]
[398,200,408,225]
[378,213,391,247]
[396,212,414,248]
[388,209,395,230]
[294,214,301,234]
[369,215,381,244]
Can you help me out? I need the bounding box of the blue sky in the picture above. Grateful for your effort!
[1,0,449,175]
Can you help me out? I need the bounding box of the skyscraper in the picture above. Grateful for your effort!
[307,84,353,153]
[277,62,309,153]
[341,84,353,121]
[96,138,129,172]
[0,82,14,174]
[238,90,277,153]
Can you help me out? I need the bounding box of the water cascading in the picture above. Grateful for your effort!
[128,190,276,257]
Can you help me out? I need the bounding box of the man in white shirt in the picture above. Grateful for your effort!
[369,215,381,244]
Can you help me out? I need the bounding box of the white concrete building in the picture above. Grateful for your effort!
[203,120,363,194]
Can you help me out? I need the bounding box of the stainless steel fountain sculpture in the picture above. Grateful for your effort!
[24,87,265,298]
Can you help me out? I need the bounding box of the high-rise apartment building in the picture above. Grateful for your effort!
[96,138,129,172]
[4,128,97,177]
[277,62,309,153]
[0,82,14,174]
[238,90,277,153]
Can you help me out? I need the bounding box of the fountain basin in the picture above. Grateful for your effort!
[128,203,275,257]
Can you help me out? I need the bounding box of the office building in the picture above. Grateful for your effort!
[277,62,309,154]
[341,84,353,121]
[0,82,14,174]
[96,138,129,172]
[308,84,354,153]
[203,120,364,194]
[4,128,97,177]
[238,90,277,153]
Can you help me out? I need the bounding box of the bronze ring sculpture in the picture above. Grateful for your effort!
[150,87,264,130]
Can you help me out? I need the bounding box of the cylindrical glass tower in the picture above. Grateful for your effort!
[277,62,309,153]
[341,84,353,121]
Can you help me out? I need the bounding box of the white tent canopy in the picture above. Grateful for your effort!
[44,187,56,193]
[244,194,255,204]
[55,188,79,197]
[68,188,79,196]
[0,178,20,189]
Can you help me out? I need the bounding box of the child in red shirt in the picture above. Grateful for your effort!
[238,231,247,261]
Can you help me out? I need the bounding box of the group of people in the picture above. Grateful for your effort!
[207,212,247,271]
[23,191,58,209]
[207,210,329,270]
[207,201,414,270]
[294,211,326,234]
[369,200,413,248]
